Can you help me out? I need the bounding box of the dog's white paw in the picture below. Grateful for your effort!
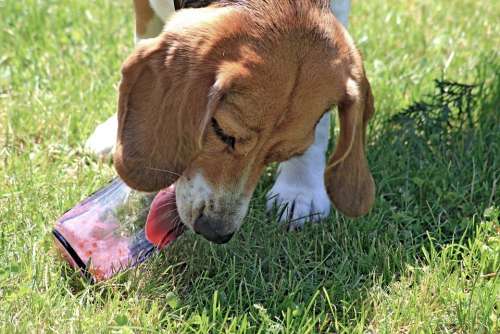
[266,180,331,230]
[84,115,117,158]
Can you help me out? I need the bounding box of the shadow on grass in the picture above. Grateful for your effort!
[70,59,499,331]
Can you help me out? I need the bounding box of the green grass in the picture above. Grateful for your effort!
[1,0,499,332]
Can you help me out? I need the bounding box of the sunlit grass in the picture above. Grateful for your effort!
[1,0,498,332]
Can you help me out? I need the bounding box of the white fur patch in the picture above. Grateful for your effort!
[176,171,250,232]
[176,172,213,227]
[346,77,359,99]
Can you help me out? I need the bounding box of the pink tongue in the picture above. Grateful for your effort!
[145,185,184,249]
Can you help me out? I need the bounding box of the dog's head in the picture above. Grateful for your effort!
[114,2,375,243]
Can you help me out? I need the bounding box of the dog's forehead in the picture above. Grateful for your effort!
[222,52,337,125]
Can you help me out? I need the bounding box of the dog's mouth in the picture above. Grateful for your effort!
[145,185,186,249]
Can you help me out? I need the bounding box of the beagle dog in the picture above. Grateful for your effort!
[85,0,375,243]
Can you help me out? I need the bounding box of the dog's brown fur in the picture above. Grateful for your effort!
[115,0,375,218]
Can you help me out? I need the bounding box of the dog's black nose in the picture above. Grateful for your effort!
[193,215,234,244]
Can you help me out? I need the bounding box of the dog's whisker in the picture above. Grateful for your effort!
[153,200,177,209]
[145,167,181,177]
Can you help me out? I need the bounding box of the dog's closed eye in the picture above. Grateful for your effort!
[211,118,236,150]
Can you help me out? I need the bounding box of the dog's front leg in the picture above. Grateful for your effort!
[266,113,332,229]
[84,115,117,157]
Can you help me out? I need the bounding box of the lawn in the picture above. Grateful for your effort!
[0,0,499,333]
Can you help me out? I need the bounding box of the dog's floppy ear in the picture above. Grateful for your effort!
[114,36,214,192]
[324,74,375,217]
